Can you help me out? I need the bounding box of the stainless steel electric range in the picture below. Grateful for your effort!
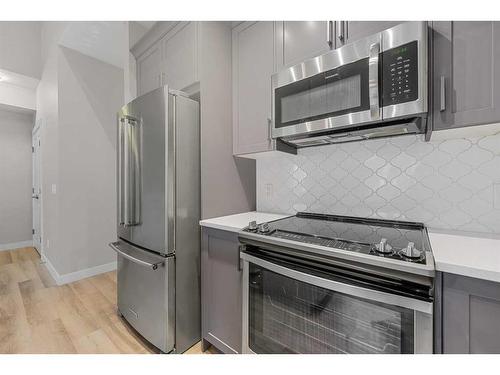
[238,212,435,354]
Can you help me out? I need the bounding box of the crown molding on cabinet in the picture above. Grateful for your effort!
[131,21,179,59]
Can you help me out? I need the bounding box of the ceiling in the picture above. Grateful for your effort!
[59,22,127,69]
[0,68,40,89]
[135,21,156,30]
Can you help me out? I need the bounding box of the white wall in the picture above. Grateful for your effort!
[54,46,123,274]
[36,22,64,267]
[0,107,34,245]
[36,22,124,278]
[0,22,42,79]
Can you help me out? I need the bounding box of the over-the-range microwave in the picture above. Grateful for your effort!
[271,21,428,149]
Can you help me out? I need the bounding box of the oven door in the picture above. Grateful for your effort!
[272,34,381,139]
[241,252,433,354]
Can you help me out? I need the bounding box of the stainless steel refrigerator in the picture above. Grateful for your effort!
[109,86,200,353]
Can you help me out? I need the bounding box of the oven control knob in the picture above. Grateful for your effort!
[258,223,270,233]
[248,220,258,231]
[404,242,421,258]
[376,238,392,254]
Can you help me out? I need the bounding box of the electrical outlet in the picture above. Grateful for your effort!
[51,184,57,194]
[46,239,50,249]
[494,184,500,209]
[265,183,273,198]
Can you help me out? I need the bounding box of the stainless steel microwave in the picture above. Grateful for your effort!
[271,22,428,148]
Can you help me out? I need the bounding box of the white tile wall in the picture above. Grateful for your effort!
[257,132,500,234]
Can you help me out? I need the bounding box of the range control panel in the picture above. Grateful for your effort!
[381,41,419,107]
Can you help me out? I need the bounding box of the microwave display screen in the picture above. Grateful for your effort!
[274,58,370,129]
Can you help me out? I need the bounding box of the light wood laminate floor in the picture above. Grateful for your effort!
[0,247,217,354]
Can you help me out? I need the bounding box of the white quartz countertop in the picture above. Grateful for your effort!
[200,211,291,233]
[429,230,500,283]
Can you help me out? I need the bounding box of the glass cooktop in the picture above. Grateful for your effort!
[243,212,430,264]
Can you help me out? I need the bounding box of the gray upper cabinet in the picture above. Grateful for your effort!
[161,22,198,91]
[276,21,333,68]
[336,21,402,47]
[232,21,276,156]
[433,22,500,130]
[137,42,162,96]
[136,22,199,97]
[441,273,500,354]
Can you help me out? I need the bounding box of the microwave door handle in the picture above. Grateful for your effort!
[369,42,381,121]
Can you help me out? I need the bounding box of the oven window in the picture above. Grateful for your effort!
[275,58,370,128]
[248,263,415,354]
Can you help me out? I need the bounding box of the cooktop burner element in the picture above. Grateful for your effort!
[242,212,431,265]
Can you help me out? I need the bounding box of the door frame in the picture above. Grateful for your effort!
[32,119,43,261]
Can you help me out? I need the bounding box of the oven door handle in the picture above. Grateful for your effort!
[240,252,432,315]
[369,42,381,121]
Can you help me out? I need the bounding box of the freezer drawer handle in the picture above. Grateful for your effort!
[109,242,164,270]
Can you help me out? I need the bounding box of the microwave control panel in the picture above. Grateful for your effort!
[381,41,419,107]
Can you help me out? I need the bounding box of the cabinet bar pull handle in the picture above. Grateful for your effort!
[440,76,446,112]
[337,21,345,44]
[327,21,333,48]
[267,117,272,141]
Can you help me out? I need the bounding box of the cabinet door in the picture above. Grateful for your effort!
[137,42,162,96]
[277,21,333,68]
[201,228,242,354]
[233,21,275,155]
[162,22,198,90]
[336,21,402,47]
[442,273,500,354]
[433,21,500,130]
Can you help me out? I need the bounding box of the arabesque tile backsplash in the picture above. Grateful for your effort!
[256,131,500,234]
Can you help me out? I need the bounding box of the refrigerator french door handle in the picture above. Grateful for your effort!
[240,252,433,314]
[118,118,125,226]
[128,118,142,226]
[120,117,141,227]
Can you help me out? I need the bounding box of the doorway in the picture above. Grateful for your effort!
[32,120,42,257]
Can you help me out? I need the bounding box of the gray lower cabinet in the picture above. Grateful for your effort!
[432,21,500,130]
[441,272,500,353]
[201,227,242,353]
[276,21,333,68]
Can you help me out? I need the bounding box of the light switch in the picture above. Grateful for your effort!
[494,183,500,209]
[51,184,57,194]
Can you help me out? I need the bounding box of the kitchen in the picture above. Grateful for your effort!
[0,1,499,370]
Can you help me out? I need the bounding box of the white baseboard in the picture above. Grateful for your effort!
[43,257,117,286]
[0,240,33,251]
